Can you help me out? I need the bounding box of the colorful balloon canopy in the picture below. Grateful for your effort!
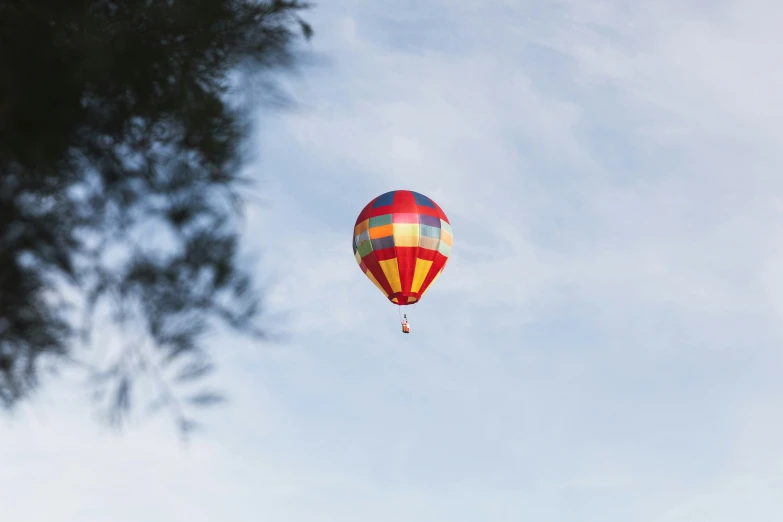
[352,190,452,305]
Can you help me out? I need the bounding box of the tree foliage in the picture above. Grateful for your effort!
[0,0,312,433]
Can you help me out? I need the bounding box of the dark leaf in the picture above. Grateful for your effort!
[186,391,226,407]
[175,360,215,382]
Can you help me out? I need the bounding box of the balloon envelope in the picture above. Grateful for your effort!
[352,190,452,305]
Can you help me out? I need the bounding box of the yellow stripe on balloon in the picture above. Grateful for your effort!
[365,268,389,296]
[393,223,419,247]
[411,258,433,293]
[440,229,453,246]
[379,258,402,293]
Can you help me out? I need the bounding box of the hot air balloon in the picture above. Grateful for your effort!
[352,190,452,333]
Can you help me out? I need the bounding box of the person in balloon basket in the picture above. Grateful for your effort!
[401,314,410,334]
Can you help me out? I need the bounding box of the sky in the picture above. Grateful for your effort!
[3,0,783,520]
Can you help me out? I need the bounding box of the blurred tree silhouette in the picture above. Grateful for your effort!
[0,0,312,434]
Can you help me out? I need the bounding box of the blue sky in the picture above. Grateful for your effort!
[3,0,783,520]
